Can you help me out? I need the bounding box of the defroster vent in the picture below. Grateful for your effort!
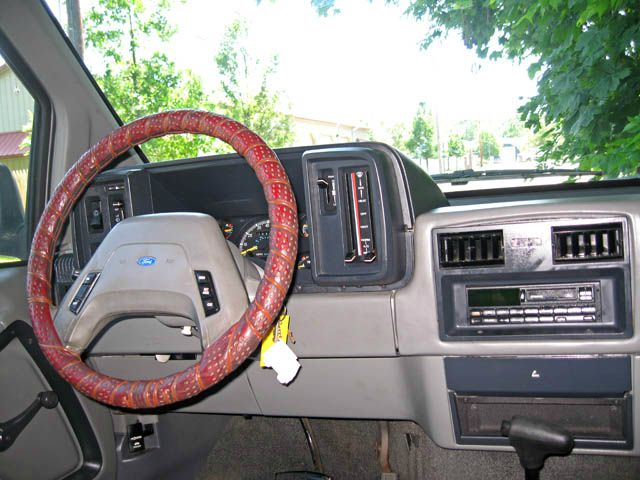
[438,230,504,267]
[552,223,623,262]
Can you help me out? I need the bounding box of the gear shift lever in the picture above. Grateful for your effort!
[501,416,575,480]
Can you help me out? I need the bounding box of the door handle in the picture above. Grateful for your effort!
[0,391,59,452]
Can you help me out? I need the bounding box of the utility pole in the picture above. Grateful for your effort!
[435,110,443,173]
[66,0,84,59]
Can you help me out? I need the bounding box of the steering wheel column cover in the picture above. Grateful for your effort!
[27,110,298,409]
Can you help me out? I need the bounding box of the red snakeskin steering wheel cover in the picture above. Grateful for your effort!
[27,110,298,409]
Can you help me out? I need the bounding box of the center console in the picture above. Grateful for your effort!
[434,218,632,340]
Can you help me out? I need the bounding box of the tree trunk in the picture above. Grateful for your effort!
[65,0,84,59]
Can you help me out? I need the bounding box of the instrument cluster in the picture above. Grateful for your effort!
[218,215,312,272]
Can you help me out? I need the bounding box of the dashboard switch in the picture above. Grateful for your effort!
[317,169,337,213]
[196,272,208,283]
[86,198,104,233]
[69,272,100,314]
[109,194,126,225]
[194,271,220,316]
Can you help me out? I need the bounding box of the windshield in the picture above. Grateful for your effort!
[47,1,640,191]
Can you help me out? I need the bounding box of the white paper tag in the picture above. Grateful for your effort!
[262,340,301,385]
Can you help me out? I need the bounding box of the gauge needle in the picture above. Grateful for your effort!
[241,246,258,255]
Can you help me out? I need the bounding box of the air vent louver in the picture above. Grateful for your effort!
[438,230,504,267]
[552,223,623,262]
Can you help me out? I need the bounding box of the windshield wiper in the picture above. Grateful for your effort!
[431,168,604,185]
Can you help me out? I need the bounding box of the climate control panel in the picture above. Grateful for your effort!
[302,146,410,289]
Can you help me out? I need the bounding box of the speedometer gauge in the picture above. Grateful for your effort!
[239,219,271,259]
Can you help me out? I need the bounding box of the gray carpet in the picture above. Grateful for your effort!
[198,417,640,480]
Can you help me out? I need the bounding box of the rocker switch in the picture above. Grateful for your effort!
[194,271,220,316]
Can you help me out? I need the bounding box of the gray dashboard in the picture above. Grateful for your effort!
[61,142,639,457]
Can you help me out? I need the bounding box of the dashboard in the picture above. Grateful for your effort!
[62,141,640,458]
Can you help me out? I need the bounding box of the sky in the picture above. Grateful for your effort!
[46,0,538,139]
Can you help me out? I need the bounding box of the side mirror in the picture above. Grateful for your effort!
[0,163,26,260]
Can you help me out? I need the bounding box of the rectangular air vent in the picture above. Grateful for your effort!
[438,230,504,267]
[552,223,623,262]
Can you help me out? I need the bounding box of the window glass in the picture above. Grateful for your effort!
[0,58,34,263]
[47,1,640,191]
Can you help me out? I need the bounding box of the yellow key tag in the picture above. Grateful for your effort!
[260,312,290,368]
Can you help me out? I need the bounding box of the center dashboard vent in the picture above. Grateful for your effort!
[552,223,623,262]
[438,230,504,268]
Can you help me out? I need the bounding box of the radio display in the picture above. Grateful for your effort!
[468,288,521,307]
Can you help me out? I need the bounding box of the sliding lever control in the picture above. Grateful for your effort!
[501,416,574,480]
[0,391,59,452]
[316,170,337,213]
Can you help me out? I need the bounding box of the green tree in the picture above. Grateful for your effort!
[389,122,408,151]
[405,102,436,160]
[214,20,294,149]
[458,119,479,142]
[502,117,525,139]
[84,0,216,161]
[403,0,640,176]
[476,131,500,161]
[447,134,465,158]
[308,1,640,177]
[83,2,293,161]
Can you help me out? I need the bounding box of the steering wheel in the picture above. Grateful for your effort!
[27,110,298,409]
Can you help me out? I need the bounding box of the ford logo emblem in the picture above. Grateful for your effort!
[137,256,157,267]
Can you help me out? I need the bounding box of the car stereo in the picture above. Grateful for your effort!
[466,283,600,326]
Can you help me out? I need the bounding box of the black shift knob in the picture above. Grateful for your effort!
[501,416,574,472]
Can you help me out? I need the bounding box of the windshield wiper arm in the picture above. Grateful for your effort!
[431,168,604,185]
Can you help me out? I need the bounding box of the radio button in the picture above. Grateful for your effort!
[567,315,584,322]
[581,307,596,314]
[510,316,524,323]
[539,316,554,323]
[482,309,496,316]
[470,310,482,317]
[539,308,554,315]
[554,307,568,314]
[524,308,539,315]
[568,307,582,314]
[525,316,539,323]
[496,309,510,316]
[509,308,524,315]
[579,286,594,301]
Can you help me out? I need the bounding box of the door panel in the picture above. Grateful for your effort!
[0,334,80,479]
[0,29,105,478]
[0,318,103,480]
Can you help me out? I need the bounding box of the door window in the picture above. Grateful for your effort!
[0,58,35,263]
